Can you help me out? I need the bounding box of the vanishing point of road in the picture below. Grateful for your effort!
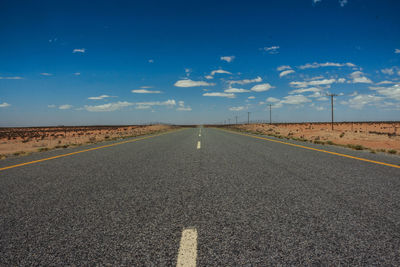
[1,127,400,265]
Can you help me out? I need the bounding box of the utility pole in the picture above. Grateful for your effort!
[235,116,238,124]
[327,93,338,131]
[268,104,272,125]
[247,112,251,124]
[228,118,231,124]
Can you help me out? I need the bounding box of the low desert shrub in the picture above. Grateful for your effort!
[347,144,364,150]
[388,149,397,154]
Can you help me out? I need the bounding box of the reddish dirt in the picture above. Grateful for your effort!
[225,122,400,153]
[0,124,177,158]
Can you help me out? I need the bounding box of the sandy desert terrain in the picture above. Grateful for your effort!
[0,124,177,158]
[223,122,400,154]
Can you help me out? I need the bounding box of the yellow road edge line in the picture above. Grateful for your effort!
[218,128,400,169]
[0,128,185,172]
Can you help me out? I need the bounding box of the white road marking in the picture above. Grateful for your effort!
[177,228,198,267]
[197,141,201,149]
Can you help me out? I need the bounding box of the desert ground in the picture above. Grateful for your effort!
[0,124,177,158]
[222,122,400,154]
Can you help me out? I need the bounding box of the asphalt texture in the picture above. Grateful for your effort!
[1,127,400,265]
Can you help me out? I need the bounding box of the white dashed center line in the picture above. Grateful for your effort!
[177,228,198,267]
[197,141,201,149]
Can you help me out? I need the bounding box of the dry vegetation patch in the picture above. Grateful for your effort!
[223,122,400,155]
[0,124,177,159]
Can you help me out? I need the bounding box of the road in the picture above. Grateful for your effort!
[1,127,400,265]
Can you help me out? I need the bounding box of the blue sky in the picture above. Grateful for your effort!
[1,0,399,126]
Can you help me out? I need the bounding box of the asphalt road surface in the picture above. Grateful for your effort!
[1,127,400,265]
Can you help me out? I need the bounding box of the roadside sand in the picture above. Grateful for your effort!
[0,124,176,158]
[225,122,400,153]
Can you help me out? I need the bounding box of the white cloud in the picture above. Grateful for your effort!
[251,83,274,92]
[47,104,56,108]
[220,56,235,63]
[298,62,355,69]
[370,83,400,101]
[88,95,116,100]
[0,76,23,80]
[176,101,192,111]
[317,96,329,101]
[140,86,153,89]
[136,100,176,107]
[265,95,312,106]
[308,91,325,98]
[177,106,192,111]
[272,102,283,108]
[290,78,336,88]
[84,100,176,112]
[281,95,311,105]
[85,101,133,112]
[72,48,85,53]
[74,72,81,76]
[313,0,322,3]
[395,49,400,54]
[135,105,151,110]
[59,104,73,110]
[289,87,321,94]
[205,75,213,80]
[343,94,383,109]
[210,69,232,76]
[350,71,372,83]
[148,59,154,63]
[40,73,52,76]
[262,46,280,54]
[203,92,235,98]
[229,106,245,111]
[309,75,325,80]
[224,88,250,93]
[279,69,295,77]
[131,89,162,94]
[248,96,256,99]
[0,102,10,108]
[337,78,346,83]
[266,97,280,103]
[381,67,400,76]
[316,106,325,111]
[277,65,291,71]
[377,80,395,85]
[174,79,215,87]
[381,68,395,75]
[229,76,262,86]
[339,0,348,7]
